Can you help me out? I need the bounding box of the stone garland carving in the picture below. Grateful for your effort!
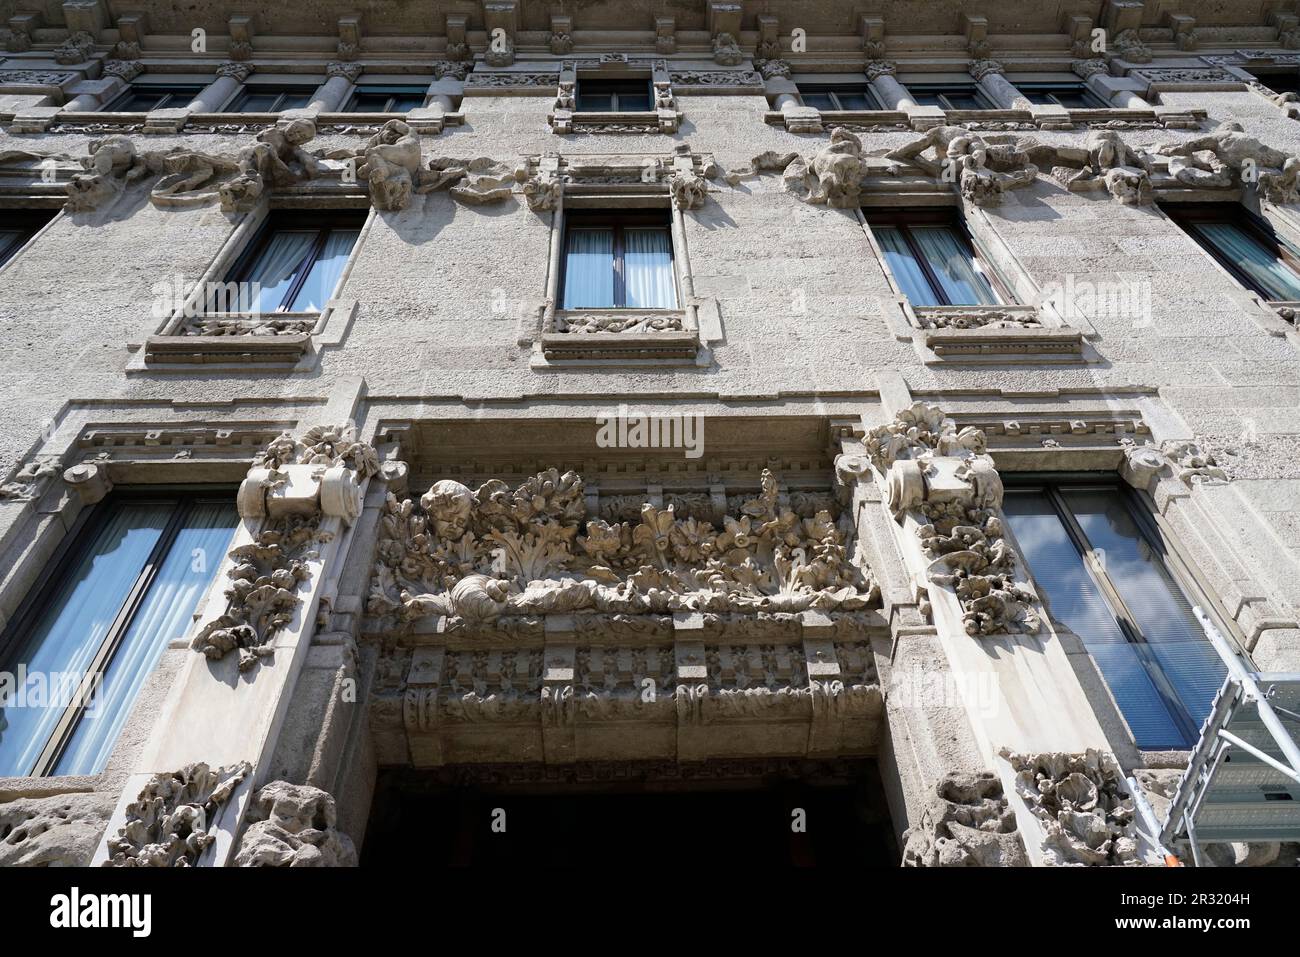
[463,72,557,89]
[902,771,1029,866]
[1000,748,1141,866]
[183,317,317,337]
[103,762,251,867]
[1121,438,1230,487]
[368,468,876,625]
[559,313,685,334]
[0,69,78,84]
[196,426,379,671]
[914,307,1043,330]
[846,402,1040,636]
[232,781,357,866]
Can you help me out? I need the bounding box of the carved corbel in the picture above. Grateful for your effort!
[549,15,573,55]
[483,0,518,67]
[1119,438,1230,491]
[337,15,361,61]
[111,13,145,59]
[655,16,676,54]
[964,14,990,60]
[861,16,885,59]
[227,15,254,62]
[445,14,471,61]
[708,1,744,65]
[756,15,780,59]
[63,460,113,505]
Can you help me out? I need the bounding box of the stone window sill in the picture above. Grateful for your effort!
[881,301,1086,363]
[137,300,357,372]
[549,109,680,134]
[534,308,700,366]
[7,108,464,135]
[764,105,1204,134]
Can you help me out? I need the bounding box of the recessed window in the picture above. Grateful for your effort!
[866,210,1007,306]
[1016,82,1108,109]
[1246,69,1300,95]
[576,78,652,112]
[560,211,677,309]
[797,84,882,111]
[217,212,365,314]
[1165,203,1300,301]
[105,83,205,112]
[0,210,55,268]
[344,85,428,113]
[906,83,994,110]
[0,492,237,776]
[225,84,318,113]
[1003,481,1228,750]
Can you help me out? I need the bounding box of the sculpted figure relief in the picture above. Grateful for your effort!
[1159,121,1300,203]
[885,125,1039,206]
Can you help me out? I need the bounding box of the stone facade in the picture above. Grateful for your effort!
[0,0,1299,868]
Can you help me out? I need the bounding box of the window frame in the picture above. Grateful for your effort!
[1015,81,1108,109]
[0,487,237,777]
[0,209,55,268]
[217,209,368,314]
[1246,69,1300,95]
[796,83,883,111]
[343,84,429,113]
[904,82,996,111]
[558,209,678,310]
[225,84,320,113]
[1004,474,1242,750]
[574,77,654,113]
[104,82,206,112]
[1163,202,1300,301]
[864,207,1014,306]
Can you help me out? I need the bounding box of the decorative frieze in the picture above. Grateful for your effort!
[884,125,1039,207]
[103,762,251,867]
[1157,121,1300,204]
[1001,748,1141,866]
[902,771,1028,866]
[367,468,875,626]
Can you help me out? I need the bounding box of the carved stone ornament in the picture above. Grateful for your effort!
[368,468,876,626]
[968,58,1004,81]
[712,32,744,66]
[0,455,62,501]
[864,60,896,81]
[756,58,791,80]
[902,771,1029,866]
[53,30,96,64]
[1025,130,1154,205]
[1157,122,1300,204]
[195,426,379,671]
[669,168,708,209]
[1000,748,1142,866]
[727,130,872,208]
[0,792,114,866]
[1111,29,1152,64]
[846,402,1040,637]
[1121,438,1230,488]
[103,762,251,867]
[233,781,357,866]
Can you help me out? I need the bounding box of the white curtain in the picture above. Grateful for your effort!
[911,226,1000,305]
[1198,223,1300,301]
[875,227,936,305]
[563,228,615,308]
[54,503,236,776]
[241,229,318,313]
[292,228,360,312]
[623,227,676,308]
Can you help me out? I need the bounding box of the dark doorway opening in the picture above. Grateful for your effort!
[363,761,898,867]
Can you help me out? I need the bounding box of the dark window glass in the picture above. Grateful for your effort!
[218,212,365,313]
[575,79,652,112]
[0,493,237,776]
[865,210,1006,306]
[1002,483,1229,750]
[907,83,994,110]
[1164,203,1300,301]
[106,83,205,112]
[796,84,881,110]
[345,85,429,113]
[1248,70,1300,95]
[226,85,318,113]
[560,211,676,309]
[0,210,55,268]
[1017,82,1107,109]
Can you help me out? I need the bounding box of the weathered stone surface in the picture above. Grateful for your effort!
[233,781,357,867]
[902,771,1028,866]
[0,793,113,866]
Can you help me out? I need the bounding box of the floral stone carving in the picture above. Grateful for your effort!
[233,781,357,866]
[852,402,1039,636]
[103,762,251,867]
[1001,748,1141,866]
[368,468,876,625]
[902,771,1029,866]
[196,426,379,671]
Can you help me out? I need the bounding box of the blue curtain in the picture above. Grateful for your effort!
[563,228,615,308]
[910,226,1000,305]
[1197,222,1300,301]
[0,505,169,776]
[53,503,237,776]
[623,227,675,308]
[291,228,360,312]
[875,227,937,305]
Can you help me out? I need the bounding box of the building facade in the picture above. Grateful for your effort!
[0,0,1298,867]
